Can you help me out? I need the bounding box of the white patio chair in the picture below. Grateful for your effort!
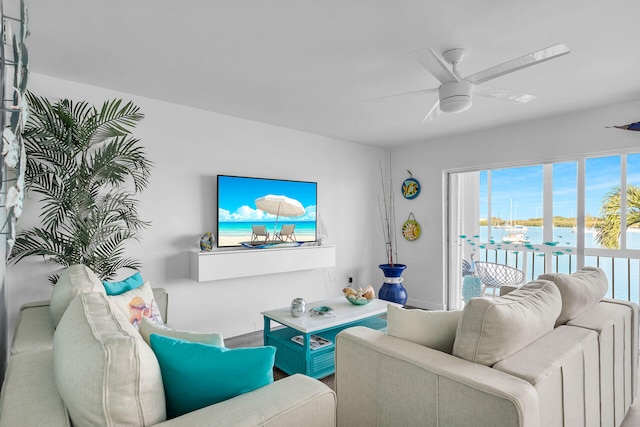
[474,261,525,297]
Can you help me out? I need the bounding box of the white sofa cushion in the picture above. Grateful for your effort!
[138,316,224,347]
[538,266,608,326]
[386,305,461,354]
[452,279,561,366]
[50,264,105,328]
[53,292,166,426]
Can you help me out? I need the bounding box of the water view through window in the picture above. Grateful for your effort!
[450,152,640,308]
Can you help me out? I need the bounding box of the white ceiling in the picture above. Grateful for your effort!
[20,0,640,147]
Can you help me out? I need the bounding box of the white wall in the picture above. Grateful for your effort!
[391,98,640,310]
[7,74,387,338]
[10,75,638,336]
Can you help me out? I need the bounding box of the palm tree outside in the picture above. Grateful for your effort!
[595,185,640,249]
[9,92,152,283]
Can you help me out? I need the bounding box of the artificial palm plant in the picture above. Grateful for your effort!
[9,92,152,283]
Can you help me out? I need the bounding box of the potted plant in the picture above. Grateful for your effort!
[377,161,407,305]
[9,92,152,283]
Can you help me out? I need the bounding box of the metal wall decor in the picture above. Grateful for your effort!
[0,0,29,258]
[401,170,420,199]
[607,120,640,131]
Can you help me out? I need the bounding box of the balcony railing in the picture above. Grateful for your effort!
[477,246,640,305]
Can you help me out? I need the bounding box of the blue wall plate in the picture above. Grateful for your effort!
[402,177,420,199]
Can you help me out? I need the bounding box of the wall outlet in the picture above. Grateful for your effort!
[348,275,353,284]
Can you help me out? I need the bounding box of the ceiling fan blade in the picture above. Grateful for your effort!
[466,43,570,85]
[362,88,438,104]
[473,85,537,103]
[415,49,460,84]
[422,100,441,122]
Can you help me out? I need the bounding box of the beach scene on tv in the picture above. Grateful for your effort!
[217,175,317,247]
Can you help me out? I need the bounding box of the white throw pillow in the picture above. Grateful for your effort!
[107,281,163,328]
[138,316,224,347]
[50,264,105,327]
[53,292,166,426]
[387,305,461,354]
[452,280,561,366]
[538,266,608,326]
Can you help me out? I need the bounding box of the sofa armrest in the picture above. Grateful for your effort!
[152,288,169,323]
[336,326,538,427]
[153,374,335,427]
[10,300,55,355]
[0,349,70,427]
[601,298,639,400]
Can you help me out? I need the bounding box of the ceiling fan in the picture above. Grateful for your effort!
[372,43,570,122]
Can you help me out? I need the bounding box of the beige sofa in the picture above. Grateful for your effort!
[0,265,336,426]
[336,267,638,427]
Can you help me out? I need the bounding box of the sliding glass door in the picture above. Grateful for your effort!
[447,152,640,310]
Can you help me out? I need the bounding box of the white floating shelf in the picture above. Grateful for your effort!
[190,244,336,282]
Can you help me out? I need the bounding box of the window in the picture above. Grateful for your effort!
[448,152,640,309]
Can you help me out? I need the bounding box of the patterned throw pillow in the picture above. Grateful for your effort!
[107,281,163,328]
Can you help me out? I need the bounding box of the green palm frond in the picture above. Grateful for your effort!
[595,185,640,249]
[88,136,152,192]
[10,93,152,283]
[89,99,144,145]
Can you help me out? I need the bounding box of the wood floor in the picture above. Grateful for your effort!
[225,329,335,390]
[224,329,265,348]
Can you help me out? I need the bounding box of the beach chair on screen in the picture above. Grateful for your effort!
[275,224,296,242]
[251,225,270,243]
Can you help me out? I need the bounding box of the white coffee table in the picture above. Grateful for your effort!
[261,296,400,379]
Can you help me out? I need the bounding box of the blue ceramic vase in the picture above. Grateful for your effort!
[378,264,408,305]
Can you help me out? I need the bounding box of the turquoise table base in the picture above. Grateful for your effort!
[263,315,387,379]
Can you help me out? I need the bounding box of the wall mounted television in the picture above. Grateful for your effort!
[217,175,317,247]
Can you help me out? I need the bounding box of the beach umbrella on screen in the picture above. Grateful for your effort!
[255,194,305,236]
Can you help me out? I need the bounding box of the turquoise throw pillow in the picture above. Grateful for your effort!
[150,334,275,418]
[102,272,144,296]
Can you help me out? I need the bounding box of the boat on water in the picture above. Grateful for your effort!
[502,232,531,244]
[502,225,531,244]
[502,199,530,243]
[505,225,528,233]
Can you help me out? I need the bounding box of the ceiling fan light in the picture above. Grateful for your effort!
[440,96,472,113]
[439,80,473,113]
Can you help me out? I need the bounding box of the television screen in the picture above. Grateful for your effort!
[217,175,317,247]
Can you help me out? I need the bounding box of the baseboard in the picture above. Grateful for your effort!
[405,298,446,311]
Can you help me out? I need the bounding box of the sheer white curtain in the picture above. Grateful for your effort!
[447,171,480,310]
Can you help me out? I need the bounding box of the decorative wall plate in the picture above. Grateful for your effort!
[402,213,421,241]
[402,177,420,199]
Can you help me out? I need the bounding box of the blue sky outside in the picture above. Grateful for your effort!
[479,154,640,220]
[218,175,317,222]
